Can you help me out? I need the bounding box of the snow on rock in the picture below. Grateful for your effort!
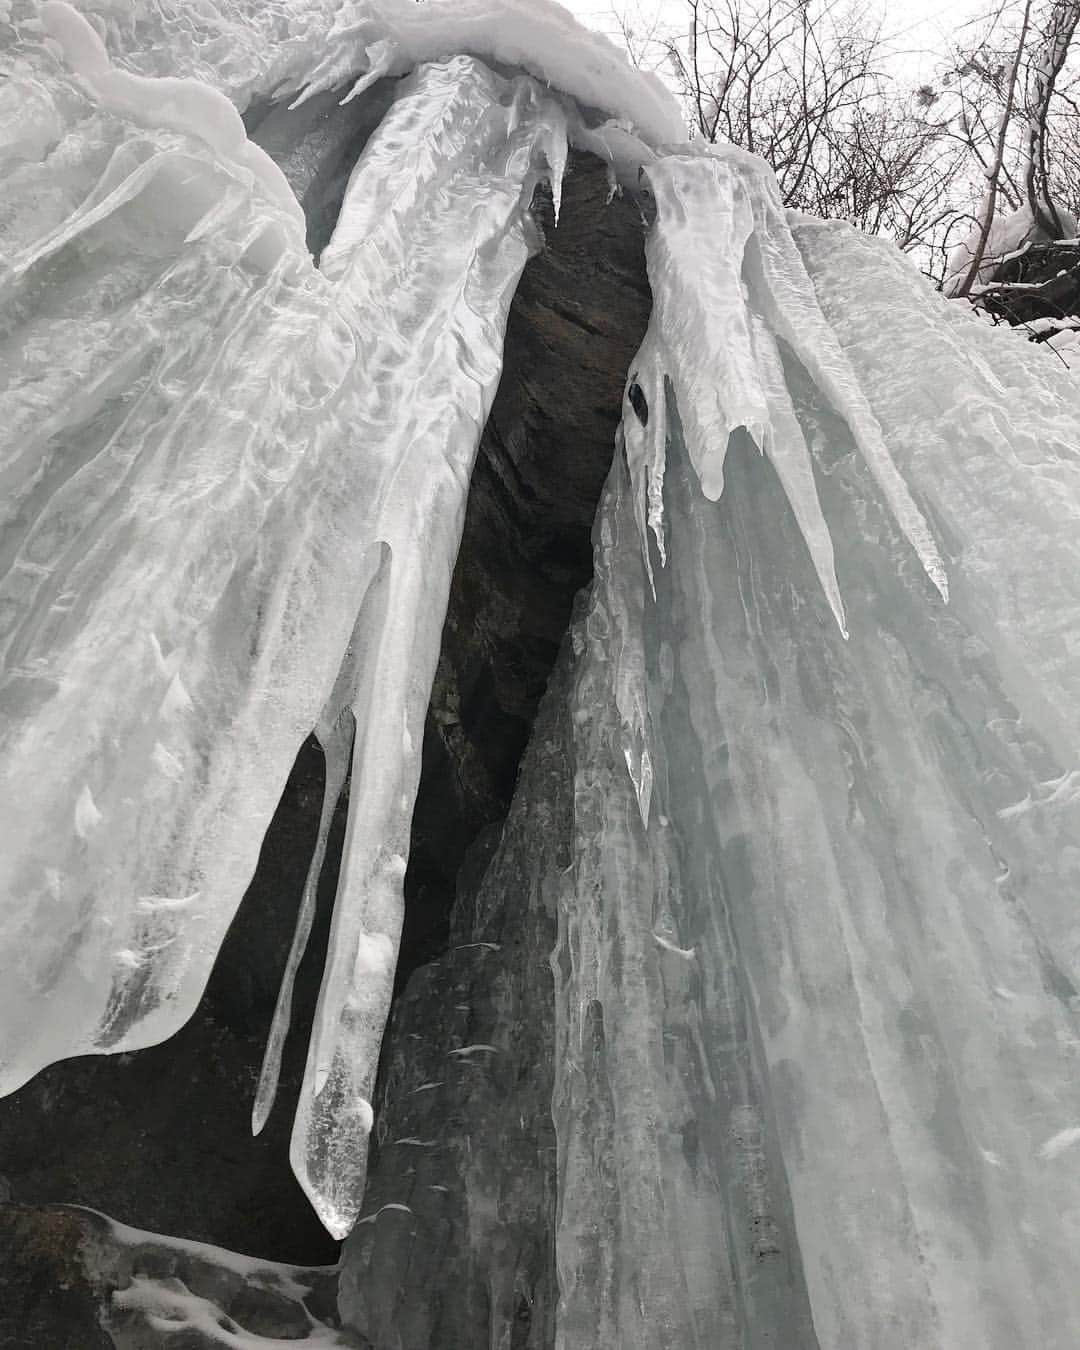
[1046,323,1080,365]
[42,1205,350,1347]
[942,200,1080,297]
[289,0,685,149]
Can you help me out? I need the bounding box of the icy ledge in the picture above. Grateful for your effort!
[17,0,683,145]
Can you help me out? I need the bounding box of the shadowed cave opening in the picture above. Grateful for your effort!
[0,148,653,1287]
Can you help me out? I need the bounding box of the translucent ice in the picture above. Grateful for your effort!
[552,204,1080,1347]
[622,147,949,636]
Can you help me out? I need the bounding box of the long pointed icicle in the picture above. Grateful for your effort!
[748,311,847,636]
[251,710,353,1137]
[287,60,569,1239]
[627,148,948,641]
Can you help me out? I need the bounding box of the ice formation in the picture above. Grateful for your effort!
[0,0,576,1239]
[555,225,1080,1346]
[42,1206,348,1347]
[3,0,1080,1344]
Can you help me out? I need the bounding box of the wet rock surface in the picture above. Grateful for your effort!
[0,1203,352,1349]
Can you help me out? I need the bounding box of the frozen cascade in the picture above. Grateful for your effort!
[551,202,1080,1344]
[0,0,569,1240]
[2,0,1080,1343]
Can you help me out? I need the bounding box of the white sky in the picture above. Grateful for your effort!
[559,0,988,85]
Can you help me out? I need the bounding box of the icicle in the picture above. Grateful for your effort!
[747,312,847,636]
[340,41,398,106]
[286,61,572,1238]
[634,148,948,635]
[539,96,568,228]
[251,710,353,1137]
[640,151,768,503]
[290,537,431,1237]
[737,182,950,603]
[253,541,390,1139]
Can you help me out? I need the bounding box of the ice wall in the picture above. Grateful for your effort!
[547,153,1080,1346]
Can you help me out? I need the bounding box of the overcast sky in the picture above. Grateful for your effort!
[558,0,988,85]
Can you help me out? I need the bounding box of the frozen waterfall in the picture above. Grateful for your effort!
[2,0,1080,1345]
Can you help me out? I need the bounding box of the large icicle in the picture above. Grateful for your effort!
[249,563,383,1140]
[291,58,568,1239]
[623,147,949,638]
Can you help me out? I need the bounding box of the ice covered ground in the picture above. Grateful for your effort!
[2,0,1080,1344]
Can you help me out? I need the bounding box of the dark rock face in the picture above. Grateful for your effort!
[0,1206,113,1350]
[401,152,652,983]
[977,240,1080,331]
[0,149,650,1346]
[0,738,345,1268]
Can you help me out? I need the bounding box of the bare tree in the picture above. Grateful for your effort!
[1022,0,1080,231]
[619,0,956,259]
[612,0,1080,322]
[931,0,1080,296]
[951,0,1036,297]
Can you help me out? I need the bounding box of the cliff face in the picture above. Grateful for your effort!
[0,149,650,1348]
[397,152,653,989]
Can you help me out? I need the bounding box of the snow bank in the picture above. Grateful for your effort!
[13,0,684,146]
